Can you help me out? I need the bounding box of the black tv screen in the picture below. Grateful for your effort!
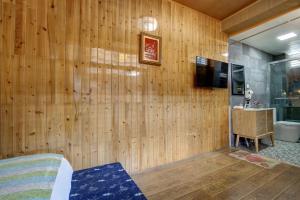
[195,56,228,88]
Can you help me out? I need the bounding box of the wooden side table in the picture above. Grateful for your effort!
[232,108,274,152]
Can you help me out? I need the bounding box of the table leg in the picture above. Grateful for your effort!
[270,133,275,146]
[235,135,240,147]
[255,138,259,152]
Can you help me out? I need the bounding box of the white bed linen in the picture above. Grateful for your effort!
[51,158,73,200]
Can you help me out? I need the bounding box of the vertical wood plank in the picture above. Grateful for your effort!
[0,0,229,173]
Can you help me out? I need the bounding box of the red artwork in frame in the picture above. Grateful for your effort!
[139,33,161,66]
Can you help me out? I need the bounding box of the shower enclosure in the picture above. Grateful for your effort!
[269,57,300,122]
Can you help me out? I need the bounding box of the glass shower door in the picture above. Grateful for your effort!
[270,58,300,122]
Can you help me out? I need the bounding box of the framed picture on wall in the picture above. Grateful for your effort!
[231,64,245,95]
[139,33,161,66]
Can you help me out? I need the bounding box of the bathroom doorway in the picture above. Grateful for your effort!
[228,8,300,166]
[257,57,300,166]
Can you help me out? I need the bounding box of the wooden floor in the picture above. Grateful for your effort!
[132,150,300,200]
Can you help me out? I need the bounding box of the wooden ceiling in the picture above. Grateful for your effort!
[173,0,258,20]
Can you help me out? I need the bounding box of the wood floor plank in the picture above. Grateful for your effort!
[134,152,233,183]
[275,178,300,200]
[148,161,259,200]
[133,151,300,200]
[133,151,222,180]
[176,162,262,200]
[213,164,291,200]
[240,166,300,200]
[133,152,239,196]
[177,166,263,200]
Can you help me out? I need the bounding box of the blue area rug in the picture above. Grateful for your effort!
[70,163,147,200]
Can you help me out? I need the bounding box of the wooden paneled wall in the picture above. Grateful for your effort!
[0,0,228,173]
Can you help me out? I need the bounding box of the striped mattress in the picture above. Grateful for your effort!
[0,153,63,200]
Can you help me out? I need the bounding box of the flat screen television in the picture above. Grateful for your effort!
[195,56,228,88]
